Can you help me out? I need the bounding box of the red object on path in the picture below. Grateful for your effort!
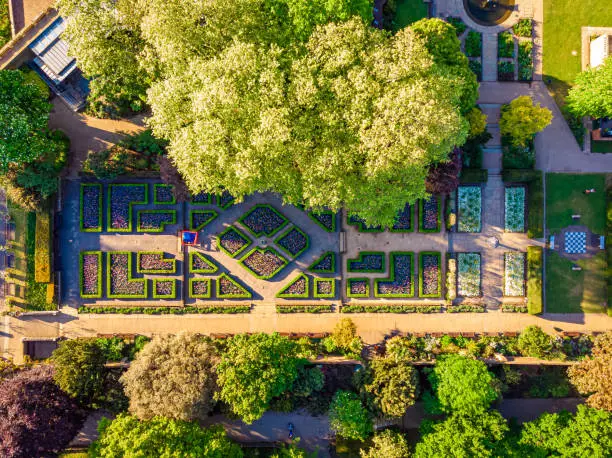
[181,231,198,246]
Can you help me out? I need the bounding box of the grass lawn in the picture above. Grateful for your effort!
[592,141,612,154]
[392,0,429,31]
[546,173,606,234]
[546,251,606,313]
[0,0,9,48]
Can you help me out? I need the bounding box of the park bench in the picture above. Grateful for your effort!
[571,214,581,220]
[572,265,582,271]
[549,235,555,249]
[600,236,605,250]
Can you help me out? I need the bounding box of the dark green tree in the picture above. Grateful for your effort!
[329,390,372,441]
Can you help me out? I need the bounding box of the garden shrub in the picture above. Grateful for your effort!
[459,168,488,183]
[526,246,543,314]
[324,318,363,358]
[518,41,533,81]
[446,257,457,301]
[498,61,515,81]
[498,32,514,57]
[446,16,466,36]
[329,390,372,440]
[502,139,535,169]
[347,214,384,232]
[119,129,167,156]
[341,304,442,313]
[501,304,528,313]
[79,305,251,314]
[465,31,482,57]
[34,210,51,283]
[469,59,482,81]
[518,325,553,358]
[502,169,543,238]
[446,304,486,313]
[83,147,129,179]
[513,18,533,37]
[276,305,332,313]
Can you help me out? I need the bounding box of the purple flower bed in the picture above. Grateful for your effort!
[316,280,333,295]
[282,276,307,296]
[155,280,174,296]
[154,185,174,203]
[276,227,309,257]
[139,253,174,272]
[421,254,440,296]
[392,204,411,231]
[190,210,217,231]
[192,192,213,204]
[309,252,335,273]
[81,184,101,231]
[348,253,384,272]
[191,280,209,297]
[191,252,217,273]
[218,227,250,257]
[81,253,100,296]
[241,248,287,279]
[376,254,412,296]
[109,184,147,231]
[348,279,369,296]
[138,211,175,232]
[240,205,288,237]
[217,191,235,209]
[110,253,144,296]
[308,211,336,232]
[218,275,248,296]
[421,196,439,230]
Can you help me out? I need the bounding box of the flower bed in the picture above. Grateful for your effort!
[217,226,251,258]
[189,252,218,274]
[498,61,515,81]
[240,247,287,279]
[80,251,102,298]
[107,252,146,298]
[390,204,412,232]
[518,40,533,81]
[137,210,176,233]
[276,274,309,298]
[136,252,176,274]
[341,304,442,313]
[419,196,441,232]
[457,253,481,297]
[276,304,332,313]
[80,184,102,232]
[504,252,525,297]
[239,204,288,237]
[505,186,525,232]
[275,226,309,258]
[347,278,370,298]
[217,191,235,209]
[419,252,441,298]
[446,257,457,301]
[153,279,177,299]
[308,252,336,273]
[192,192,213,204]
[347,214,384,232]
[465,30,482,57]
[314,278,335,298]
[457,186,481,232]
[79,305,251,314]
[374,252,414,298]
[498,31,514,57]
[216,273,251,299]
[190,210,218,231]
[347,252,385,273]
[189,278,212,298]
[153,184,175,204]
[108,184,148,232]
[308,210,336,232]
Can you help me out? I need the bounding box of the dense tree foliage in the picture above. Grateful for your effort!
[516,325,553,359]
[415,411,509,458]
[500,96,552,147]
[51,338,107,405]
[216,333,306,423]
[425,147,462,194]
[567,57,612,119]
[323,318,363,357]
[56,0,478,225]
[357,357,419,417]
[519,405,612,457]
[0,366,84,458]
[360,429,411,458]
[427,355,499,414]
[568,331,612,411]
[329,390,372,440]
[89,414,243,457]
[121,333,219,421]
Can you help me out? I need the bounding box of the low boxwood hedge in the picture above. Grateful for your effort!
[107,251,147,299]
[136,209,176,233]
[460,168,488,183]
[374,252,414,298]
[308,210,337,232]
[501,304,528,313]
[527,246,543,315]
[189,278,212,299]
[136,252,176,274]
[78,305,251,314]
[347,251,385,273]
[346,278,370,298]
[419,197,441,233]
[276,305,332,313]
[80,251,103,299]
[308,251,336,273]
[419,252,442,298]
[217,273,252,299]
[314,278,336,299]
[446,304,486,313]
[153,183,176,204]
[276,273,309,299]
[153,278,177,299]
[341,304,442,313]
[189,251,218,274]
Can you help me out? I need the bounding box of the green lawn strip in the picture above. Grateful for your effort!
[188,278,212,299]
[591,141,612,154]
[25,212,55,311]
[152,278,177,299]
[313,278,336,299]
[0,0,10,47]
[527,246,543,315]
[546,173,606,234]
[392,0,428,31]
[545,250,606,313]
[276,273,309,299]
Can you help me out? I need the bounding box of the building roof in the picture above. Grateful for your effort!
[29,17,76,85]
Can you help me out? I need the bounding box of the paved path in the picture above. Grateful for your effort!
[9,0,54,34]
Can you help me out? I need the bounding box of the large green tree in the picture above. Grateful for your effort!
[567,57,612,119]
[329,390,372,441]
[499,96,552,147]
[360,430,411,458]
[0,70,53,169]
[89,414,243,457]
[216,333,306,423]
[427,354,499,415]
[120,332,219,421]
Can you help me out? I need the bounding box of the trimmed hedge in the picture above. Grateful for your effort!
[136,209,176,232]
[216,190,235,209]
[239,247,288,280]
[502,304,528,313]
[419,197,441,233]
[239,204,288,237]
[314,278,336,299]
[217,226,251,258]
[460,168,488,183]
[107,183,148,232]
[189,210,218,231]
[217,273,252,299]
[389,203,413,233]
[346,278,370,298]
[153,184,176,204]
[447,305,486,313]
[502,169,543,238]
[153,278,177,299]
[374,252,414,298]
[275,226,310,258]
[276,305,332,313]
[189,251,218,274]
[34,211,51,283]
[107,251,147,299]
[308,251,336,273]
[341,304,442,313]
[276,273,309,299]
[308,210,337,232]
[136,252,176,274]
[78,305,251,314]
[347,251,385,273]
[446,256,457,301]
[80,183,102,232]
[80,251,102,299]
[189,278,212,299]
[527,246,543,315]
[419,252,442,298]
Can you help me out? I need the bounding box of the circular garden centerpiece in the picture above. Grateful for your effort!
[463,0,516,26]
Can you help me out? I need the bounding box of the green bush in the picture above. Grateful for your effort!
[84,147,128,179]
[119,129,167,156]
[78,305,251,314]
[341,305,442,313]
[276,305,332,313]
[518,325,552,358]
[502,169,543,238]
[465,31,482,57]
[498,32,514,57]
[459,168,488,183]
[526,246,543,314]
[498,61,515,81]
[469,60,482,81]
[513,18,533,37]
[446,305,486,313]
[34,211,51,283]
[518,41,533,81]
[502,138,535,169]
[608,190,612,316]
[0,0,10,48]
[20,67,50,98]
[446,16,466,36]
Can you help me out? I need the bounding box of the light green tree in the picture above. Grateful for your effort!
[499,96,552,147]
[567,57,612,119]
[517,325,553,359]
[329,390,373,441]
[360,429,411,458]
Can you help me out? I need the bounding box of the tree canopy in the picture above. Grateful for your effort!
[329,390,373,441]
[121,332,220,421]
[427,355,499,415]
[0,70,53,170]
[89,414,243,457]
[0,365,84,458]
[499,96,552,147]
[55,0,478,226]
[567,57,612,119]
[216,333,306,423]
[360,429,411,458]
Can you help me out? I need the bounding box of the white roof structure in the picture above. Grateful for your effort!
[590,33,611,68]
[29,17,77,85]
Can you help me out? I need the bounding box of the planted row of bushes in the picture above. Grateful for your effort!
[341,304,442,313]
[502,304,528,313]
[34,211,51,283]
[447,304,486,313]
[502,169,543,238]
[276,305,333,313]
[527,246,543,315]
[78,305,251,314]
